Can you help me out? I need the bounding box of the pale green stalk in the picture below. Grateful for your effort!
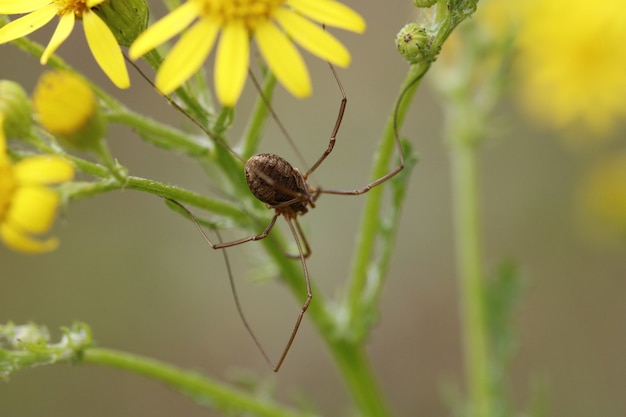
[450,138,491,417]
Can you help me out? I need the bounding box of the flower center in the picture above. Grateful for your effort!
[198,0,286,30]
[53,0,90,18]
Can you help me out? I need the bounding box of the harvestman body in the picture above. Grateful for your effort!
[147,62,411,372]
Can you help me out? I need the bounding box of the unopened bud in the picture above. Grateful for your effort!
[93,0,150,47]
[396,23,433,64]
[0,80,32,138]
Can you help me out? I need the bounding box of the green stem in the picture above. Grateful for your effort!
[241,72,277,159]
[330,343,391,417]
[65,176,248,222]
[345,63,426,338]
[81,348,308,417]
[272,65,423,417]
[106,108,213,157]
[94,139,128,184]
[450,140,491,417]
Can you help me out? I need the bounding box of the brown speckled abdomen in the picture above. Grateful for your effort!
[245,153,309,213]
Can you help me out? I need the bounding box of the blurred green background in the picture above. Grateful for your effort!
[1,2,625,417]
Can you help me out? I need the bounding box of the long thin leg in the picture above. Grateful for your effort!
[305,63,347,178]
[167,198,310,371]
[214,228,276,370]
[305,61,405,195]
[283,217,312,259]
[273,216,312,372]
[167,198,280,249]
[317,160,404,196]
[314,62,424,196]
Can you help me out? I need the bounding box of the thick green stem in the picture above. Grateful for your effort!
[329,342,391,417]
[450,141,491,417]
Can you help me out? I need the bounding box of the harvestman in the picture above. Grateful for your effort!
[133,58,414,372]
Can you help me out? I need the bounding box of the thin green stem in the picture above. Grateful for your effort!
[65,176,248,222]
[106,108,213,157]
[81,348,308,417]
[271,66,424,417]
[344,63,426,339]
[93,139,128,184]
[450,141,491,417]
[241,72,277,159]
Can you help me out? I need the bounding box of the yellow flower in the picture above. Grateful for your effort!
[0,0,130,89]
[515,0,626,136]
[0,114,74,253]
[129,0,366,106]
[32,71,106,150]
[33,71,97,137]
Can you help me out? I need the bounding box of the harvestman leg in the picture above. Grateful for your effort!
[167,199,311,371]
[305,63,406,195]
[130,47,408,370]
[166,60,407,372]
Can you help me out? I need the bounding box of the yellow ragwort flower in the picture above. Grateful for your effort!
[516,0,626,136]
[0,114,74,253]
[33,70,107,150]
[33,71,96,137]
[0,0,130,89]
[129,0,366,106]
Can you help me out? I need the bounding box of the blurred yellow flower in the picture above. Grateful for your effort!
[516,0,626,136]
[33,71,96,137]
[0,114,74,253]
[129,0,365,106]
[0,0,130,89]
[33,70,107,150]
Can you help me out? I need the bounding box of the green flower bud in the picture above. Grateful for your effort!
[413,0,438,7]
[32,71,107,151]
[0,80,33,138]
[396,23,433,64]
[93,0,149,47]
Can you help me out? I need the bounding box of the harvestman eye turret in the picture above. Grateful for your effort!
[129,56,415,372]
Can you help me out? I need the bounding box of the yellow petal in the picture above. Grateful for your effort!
[0,222,59,254]
[83,10,130,89]
[129,1,200,59]
[40,12,74,64]
[86,0,106,7]
[287,0,366,33]
[215,22,249,106]
[155,19,219,95]
[0,4,57,43]
[6,186,59,234]
[275,8,350,67]
[256,22,311,99]
[0,0,52,14]
[14,156,74,185]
